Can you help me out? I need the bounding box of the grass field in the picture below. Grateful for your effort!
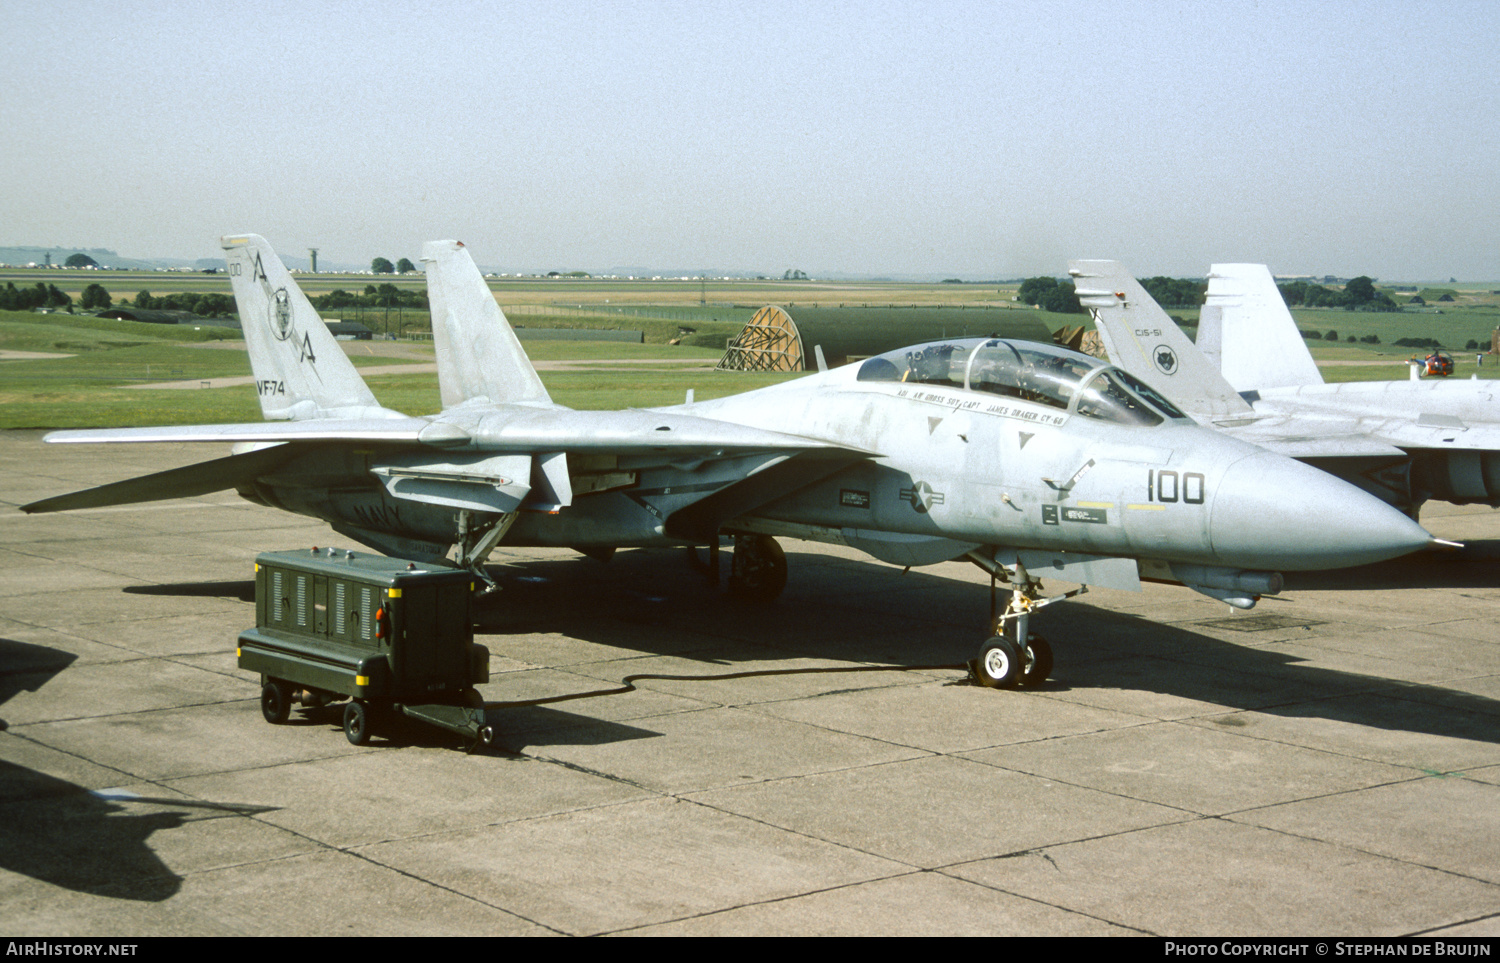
[11,266,1495,348]
[0,310,799,428]
[0,312,242,353]
[0,359,802,430]
[4,272,1498,430]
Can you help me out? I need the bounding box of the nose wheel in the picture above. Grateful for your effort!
[972,633,1052,689]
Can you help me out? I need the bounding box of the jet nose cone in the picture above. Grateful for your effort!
[1210,452,1432,570]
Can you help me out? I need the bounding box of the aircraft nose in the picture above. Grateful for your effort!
[1209,452,1433,570]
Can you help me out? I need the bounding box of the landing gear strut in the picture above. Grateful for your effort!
[455,510,517,594]
[966,551,1079,689]
[686,537,723,585]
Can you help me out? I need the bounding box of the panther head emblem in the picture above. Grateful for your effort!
[270,288,293,341]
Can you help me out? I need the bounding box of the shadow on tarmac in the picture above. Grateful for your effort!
[0,638,76,731]
[0,765,278,902]
[0,639,275,901]
[123,579,256,602]
[468,546,1500,751]
[79,543,1500,760]
[285,701,663,755]
[1284,540,1500,591]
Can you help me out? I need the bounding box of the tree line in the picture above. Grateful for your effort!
[1018,274,1402,315]
[130,290,236,316]
[312,284,428,311]
[1277,276,1398,312]
[0,281,239,316]
[0,281,73,311]
[2,279,424,318]
[1016,275,1210,315]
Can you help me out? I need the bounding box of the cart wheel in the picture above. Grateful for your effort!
[261,680,291,725]
[343,701,371,746]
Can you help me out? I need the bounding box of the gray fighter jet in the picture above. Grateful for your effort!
[22,237,1435,688]
[1074,260,1500,515]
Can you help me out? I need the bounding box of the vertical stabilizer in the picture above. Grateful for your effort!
[421,241,552,408]
[1206,263,1324,390]
[221,234,386,420]
[1069,260,1252,419]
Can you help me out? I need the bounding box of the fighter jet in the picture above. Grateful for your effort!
[22,237,1435,689]
[1074,260,1500,515]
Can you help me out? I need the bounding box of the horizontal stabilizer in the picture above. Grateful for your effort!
[21,444,297,514]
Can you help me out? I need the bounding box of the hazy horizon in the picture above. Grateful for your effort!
[4,0,1497,282]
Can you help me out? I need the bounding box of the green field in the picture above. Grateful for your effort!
[0,360,801,430]
[0,312,242,353]
[4,270,1498,431]
[0,310,800,429]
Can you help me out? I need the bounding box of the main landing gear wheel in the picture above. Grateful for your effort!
[727,534,787,604]
[261,679,292,724]
[343,701,373,746]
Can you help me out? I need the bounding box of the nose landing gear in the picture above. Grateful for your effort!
[966,550,1079,689]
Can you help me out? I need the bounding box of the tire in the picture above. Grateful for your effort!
[261,680,291,725]
[727,535,788,604]
[343,701,371,746]
[974,636,1023,689]
[1019,635,1053,688]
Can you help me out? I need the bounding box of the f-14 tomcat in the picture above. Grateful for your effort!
[23,236,1436,688]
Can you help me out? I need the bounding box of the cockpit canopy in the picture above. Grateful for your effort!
[856,338,1187,427]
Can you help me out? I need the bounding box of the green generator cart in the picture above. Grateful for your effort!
[238,547,494,748]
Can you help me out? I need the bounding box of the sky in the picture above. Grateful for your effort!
[2,0,1497,280]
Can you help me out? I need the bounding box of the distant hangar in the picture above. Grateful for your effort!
[716,305,1057,371]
